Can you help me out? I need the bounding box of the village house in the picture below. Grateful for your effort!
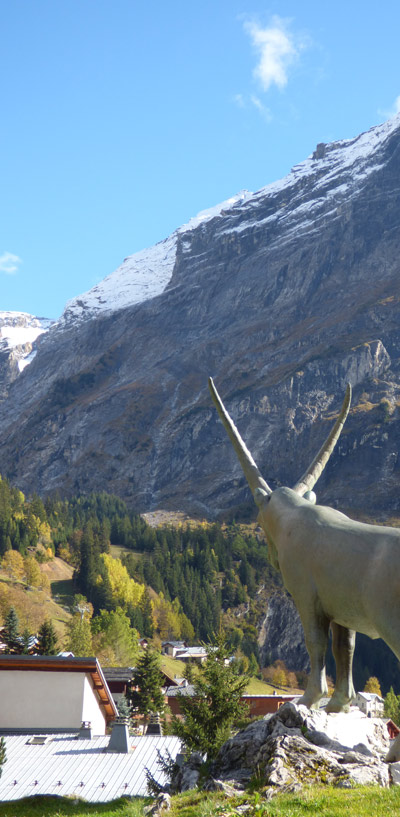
[355,691,385,718]
[161,640,188,657]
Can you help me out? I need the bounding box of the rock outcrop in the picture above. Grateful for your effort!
[258,591,310,672]
[173,703,398,798]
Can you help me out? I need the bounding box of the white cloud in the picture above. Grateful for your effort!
[393,95,400,114]
[0,252,22,275]
[250,95,272,122]
[244,16,299,91]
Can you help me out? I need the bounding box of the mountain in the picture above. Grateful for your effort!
[0,312,53,398]
[1,115,400,519]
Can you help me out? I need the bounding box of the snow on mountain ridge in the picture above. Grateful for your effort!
[58,112,400,325]
[59,191,255,325]
[60,232,178,325]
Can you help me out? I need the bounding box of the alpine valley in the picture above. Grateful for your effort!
[2,113,400,689]
[1,113,400,524]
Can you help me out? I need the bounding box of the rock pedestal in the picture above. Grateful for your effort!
[202,702,397,796]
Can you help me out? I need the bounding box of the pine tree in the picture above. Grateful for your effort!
[170,633,248,760]
[37,619,58,655]
[140,589,155,638]
[21,627,32,654]
[3,607,19,645]
[129,649,165,718]
[384,687,400,724]
[117,695,132,720]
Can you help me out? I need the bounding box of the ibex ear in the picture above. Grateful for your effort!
[254,488,270,507]
[304,491,317,504]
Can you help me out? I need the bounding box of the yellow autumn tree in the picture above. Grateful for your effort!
[151,593,193,640]
[364,676,382,696]
[99,553,144,608]
[1,550,25,581]
[38,521,52,547]
[23,556,42,587]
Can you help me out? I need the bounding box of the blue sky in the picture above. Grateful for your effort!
[2,0,400,319]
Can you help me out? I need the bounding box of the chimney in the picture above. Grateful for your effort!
[78,721,93,739]
[107,717,131,753]
[145,712,163,736]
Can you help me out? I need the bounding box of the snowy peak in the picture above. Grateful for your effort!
[260,111,400,199]
[0,312,53,371]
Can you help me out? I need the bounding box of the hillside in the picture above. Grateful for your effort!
[0,562,72,643]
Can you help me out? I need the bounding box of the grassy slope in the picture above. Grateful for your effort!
[1,786,400,816]
[0,557,73,642]
[167,785,400,817]
[0,796,147,817]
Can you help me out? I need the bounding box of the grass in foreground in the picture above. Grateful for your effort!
[167,784,400,817]
[2,784,400,817]
[0,795,148,817]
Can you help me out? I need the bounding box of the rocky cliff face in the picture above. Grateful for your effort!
[1,116,400,521]
[258,591,310,672]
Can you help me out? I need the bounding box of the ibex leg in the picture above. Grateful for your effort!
[326,623,356,713]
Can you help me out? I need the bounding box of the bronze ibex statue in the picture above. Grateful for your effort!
[209,377,400,761]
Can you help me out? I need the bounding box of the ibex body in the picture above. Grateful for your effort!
[209,378,400,761]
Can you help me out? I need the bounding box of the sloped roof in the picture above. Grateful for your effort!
[0,733,182,801]
[357,691,384,703]
[0,655,118,723]
[165,684,196,697]
[103,667,135,683]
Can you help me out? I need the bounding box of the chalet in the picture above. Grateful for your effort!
[161,640,187,657]
[355,691,385,718]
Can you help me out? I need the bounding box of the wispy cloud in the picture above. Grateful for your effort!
[244,16,301,91]
[233,92,272,121]
[0,252,22,275]
[378,95,400,120]
[250,95,272,122]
